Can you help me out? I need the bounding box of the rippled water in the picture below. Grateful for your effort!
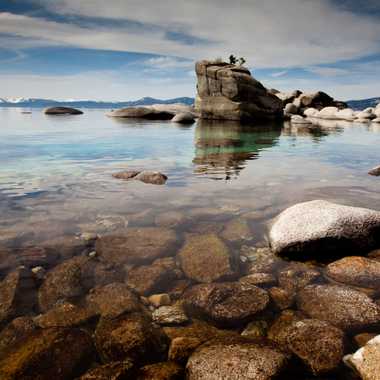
[1,108,379,245]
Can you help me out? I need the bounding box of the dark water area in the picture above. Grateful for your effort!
[0,108,379,378]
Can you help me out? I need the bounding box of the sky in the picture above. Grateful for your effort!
[1,0,380,101]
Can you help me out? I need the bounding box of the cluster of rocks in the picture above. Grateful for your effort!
[107,104,196,124]
[0,199,379,378]
[112,170,168,185]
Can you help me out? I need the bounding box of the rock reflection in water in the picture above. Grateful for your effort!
[193,120,281,180]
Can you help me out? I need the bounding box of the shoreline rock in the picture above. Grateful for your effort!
[44,107,83,115]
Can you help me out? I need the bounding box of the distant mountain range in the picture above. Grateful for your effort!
[0,96,195,109]
[346,97,380,110]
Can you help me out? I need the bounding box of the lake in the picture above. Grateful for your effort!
[0,108,379,248]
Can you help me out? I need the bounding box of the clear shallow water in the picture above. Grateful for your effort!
[0,107,379,247]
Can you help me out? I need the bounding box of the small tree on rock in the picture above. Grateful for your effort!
[238,57,246,66]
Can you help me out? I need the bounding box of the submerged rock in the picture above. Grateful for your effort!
[345,335,380,380]
[220,218,252,242]
[136,361,184,380]
[0,268,37,327]
[127,257,180,296]
[283,319,345,375]
[183,282,269,326]
[297,284,380,330]
[79,360,135,379]
[0,327,95,380]
[86,282,143,319]
[112,170,140,180]
[326,256,380,289]
[94,312,168,365]
[194,60,283,122]
[269,200,380,258]
[44,106,83,115]
[186,336,289,380]
[96,227,178,265]
[177,234,237,283]
[38,256,93,312]
[152,303,189,326]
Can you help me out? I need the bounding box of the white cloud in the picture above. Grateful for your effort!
[0,71,194,101]
[144,56,193,70]
[3,0,380,68]
[271,71,288,78]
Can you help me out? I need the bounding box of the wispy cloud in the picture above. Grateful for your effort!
[270,70,288,78]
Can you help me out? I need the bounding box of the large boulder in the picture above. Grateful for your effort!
[269,200,380,258]
[183,282,269,326]
[186,336,289,380]
[297,284,380,330]
[177,234,237,283]
[194,60,283,122]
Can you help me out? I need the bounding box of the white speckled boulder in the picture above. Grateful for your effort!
[269,200,380,257]
[344,335,380,380]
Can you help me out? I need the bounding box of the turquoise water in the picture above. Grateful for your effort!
[0,108,379,246]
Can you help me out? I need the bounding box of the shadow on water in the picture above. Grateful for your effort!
[193,119,282,180]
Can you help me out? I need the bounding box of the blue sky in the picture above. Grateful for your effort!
[1,0,380,101]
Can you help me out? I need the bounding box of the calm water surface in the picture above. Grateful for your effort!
[0,108,379,247]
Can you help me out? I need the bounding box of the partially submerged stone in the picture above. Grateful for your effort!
[44,106,83,115]
[107,107,174,119]
[368,165,380,176]
[172,112,195,124]
[344,335,380,380]
[269,200,380,258]
[112,170,140,180]
[297,284,380,330]
[183,282,269,326]
[135,171,168,185]
[177,234,237,283]
[326,256,380,289]
[186,336,289,380]
[96,227,178,265]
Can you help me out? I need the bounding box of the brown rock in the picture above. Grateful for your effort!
[0,327,95,380]
[183,282,269,326]
[177,234,237,283]
[0,268,37,326]
[354,333,378,348]
[94,312,168,365]
[220,218,252,242]
[136,362,184,379]
[269,287,295,310]
[96,228,178,265]
[168,337,202,364]
[285,319,345,375]
[79,360,135,379]
[277,263,320,292]
[44,106,83,115]
[38,256,93,312]
[135,171,168,185]
[297,284,380,330]
[86,282,143,319]
[127,257,180,296]
[34,302,97,328]
[368,165,380,176]
[195,60,283,122]
[155,211,186,228]
[326,256,380,289]
[112,170,140,180]
[186,336,289,380]
[239,273,276,288]
[107,107,174,120]
[152,303,189,326]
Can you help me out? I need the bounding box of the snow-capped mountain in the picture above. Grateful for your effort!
[0,97,195,108]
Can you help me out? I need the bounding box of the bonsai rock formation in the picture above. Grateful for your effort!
[194,60,283,122]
